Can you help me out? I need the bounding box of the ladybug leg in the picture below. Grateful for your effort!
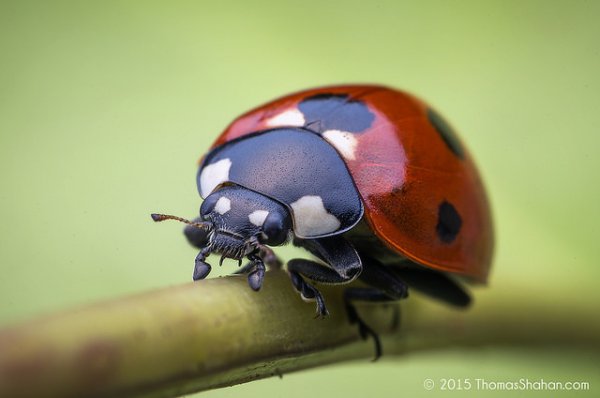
[288,270,329,317]
[287,236,363,317]
[184,216,214,281]
[247,254,266,291]
[391,263,471,307]
[293,236,362,280]
[344,256,409,360]
[233,261,255,275]
[193,247,212,281]
[343,288,404,361]
[233,245,281,275]
[232,254,266,291]
[258,245,283,270]
[343,288,391,360]
[357,256,409,300]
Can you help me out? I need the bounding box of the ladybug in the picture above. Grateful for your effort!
[152,85,493,358]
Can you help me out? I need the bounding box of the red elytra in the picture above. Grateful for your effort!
[206,85,493,283]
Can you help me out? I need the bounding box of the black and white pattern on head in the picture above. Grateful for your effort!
[436,201,462,243]
[298,94,375,134]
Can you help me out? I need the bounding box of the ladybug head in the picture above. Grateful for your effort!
[152,185,292,261]
[197,185,292,258]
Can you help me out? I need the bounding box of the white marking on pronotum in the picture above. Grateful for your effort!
[248,210,269,227]
[265,109,305,127]
[322,129,358,160]
[200,158,232,197]
[214,197,231,215]
[290,195,341,237]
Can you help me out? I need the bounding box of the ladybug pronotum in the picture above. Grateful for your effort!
[152,85,494,358]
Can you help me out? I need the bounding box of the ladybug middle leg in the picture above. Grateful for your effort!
[288,236,362,317]
[288,239,407,358]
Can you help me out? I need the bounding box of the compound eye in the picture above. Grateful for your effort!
[261,212,290,246]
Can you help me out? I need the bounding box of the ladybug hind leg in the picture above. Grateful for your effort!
[344,255,409,360]
[390,263,471,307]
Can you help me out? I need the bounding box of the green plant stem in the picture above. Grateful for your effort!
[0,270,598,398]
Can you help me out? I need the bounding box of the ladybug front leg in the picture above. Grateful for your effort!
[234,245,283,291]
[232,254,266,291]
[193,247,212,281]
[258,245,283,270]
[184,216,214,281]
[288,236,363,317]
[246,254,266,291]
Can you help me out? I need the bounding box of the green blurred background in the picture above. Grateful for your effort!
[1,0,599,396]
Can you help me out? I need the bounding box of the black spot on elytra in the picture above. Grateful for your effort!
[298,94,374,134]
[427,108,465,159]
[436,201,462,243]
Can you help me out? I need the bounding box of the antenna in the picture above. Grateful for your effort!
[150,213,212,230]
